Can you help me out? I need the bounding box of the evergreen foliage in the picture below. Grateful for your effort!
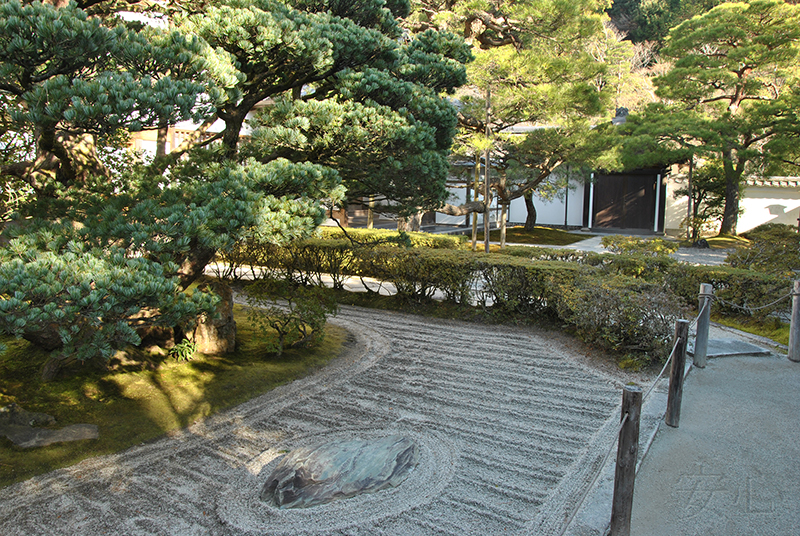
[409,1,641,235]
[0,0,468,376]
[726,223,800,276]
[598,0,800,235]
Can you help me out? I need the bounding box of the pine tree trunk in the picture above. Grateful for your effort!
[156,118,169,159]
[499,203,508,249]
[523,192,537,231]
[397,212,422,232]
[719,149,741,235]
[472,153,479,251]
[41,353,79,382]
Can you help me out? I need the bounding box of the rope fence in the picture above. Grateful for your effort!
[561,279,800,536]
[642,337,681,404]
[597,280,800,535]
[558,332,685,536]
[558,413,630,536]
[712,291,793,315]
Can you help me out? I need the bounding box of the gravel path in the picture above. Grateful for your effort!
[1,306,626,535]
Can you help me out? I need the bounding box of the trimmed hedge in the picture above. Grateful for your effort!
[214,235,794,365]
[666,264,792,319]
[554,275,685,362]
[317,227,467,249]
[600,235,680,256]
[502,245,607,266]
[355,248,478,303]
[475,256,584,314]
[502,246,678,282]
[726,223,800,277]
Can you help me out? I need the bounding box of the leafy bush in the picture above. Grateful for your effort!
[726,223,800,276]
[666,263,792,319]
[213,238,282,281]
[598,254,677,282]
[502,246,677,282]
[502,246,606,266]
[244,279,338,355]
[318,227,466,249]
[214,230,466,285]
[350,248,477,303]
[278,239,355,289]
[169,339,198,361]
[476,256,585,315]
[601,235,679,256]
[554,275,686,365]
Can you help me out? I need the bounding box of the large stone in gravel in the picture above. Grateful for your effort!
[0,423,98,449]
[260,435,419,509]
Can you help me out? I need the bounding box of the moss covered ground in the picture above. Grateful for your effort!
[0,304,346,488]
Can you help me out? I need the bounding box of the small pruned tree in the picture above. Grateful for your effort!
[244,279,338,355]
[673,159,729,241]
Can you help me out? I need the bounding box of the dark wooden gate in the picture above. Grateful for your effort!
[589,170,664,232]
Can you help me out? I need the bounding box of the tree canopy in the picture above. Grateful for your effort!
[601,0,800,235]
[0,0,469,376]
[409,0,616,240]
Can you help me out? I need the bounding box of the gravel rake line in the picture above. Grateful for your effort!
[1,305,623,536]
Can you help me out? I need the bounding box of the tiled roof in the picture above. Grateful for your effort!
[745,177,800,188]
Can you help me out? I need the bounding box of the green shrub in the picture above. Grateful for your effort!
[502,246,606,266]
[476,256,586,315]
[598,254,677,282]
[279,239,355,289]
[726,223,800,276]
[554,275,686,365]
[601,235,679,256]
[244,279,338,355]
[666,264,792,319]
[354,248,478,303]
[318,227,466,249]
[215,238,283,280]
[502,246,677,282]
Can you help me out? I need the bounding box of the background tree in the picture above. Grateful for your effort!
[673,159,729,241]
[606,0,727,46]
[615,0,800,235]
[408,0,612,245]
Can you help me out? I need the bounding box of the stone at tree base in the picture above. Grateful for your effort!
[132,307,176,349]
[22,324,63,351]
[261,435,419,508]
[192,280,236,354]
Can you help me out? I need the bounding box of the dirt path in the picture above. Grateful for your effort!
[1,306,627,535]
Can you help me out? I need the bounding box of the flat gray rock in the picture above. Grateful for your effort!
[0,424,99,449]
[261,435,419,508]
[688,338,771,358]
[0,404,56,427]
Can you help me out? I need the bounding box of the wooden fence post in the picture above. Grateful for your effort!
[665,320,690,428]
[610,384,642,536]
[789,281,800,363]
[693,284,713,368]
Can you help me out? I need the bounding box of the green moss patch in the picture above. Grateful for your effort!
[0,305,346,488]
[477,226,592,246]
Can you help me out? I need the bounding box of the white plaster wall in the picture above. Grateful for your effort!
[665,175,688,236]
[507,182,587,227]
[738,186,800,232]
[438,181,587,228]
[435,187,497,225]
[664,176,800,235]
